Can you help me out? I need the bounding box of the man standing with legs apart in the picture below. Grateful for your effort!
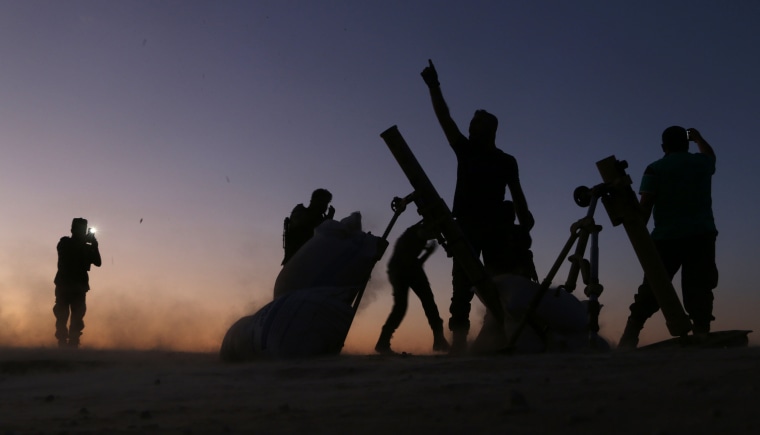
[619,127,718,348]
[375,221,449,355]
[53,218,102,348]
[421,60,534,354]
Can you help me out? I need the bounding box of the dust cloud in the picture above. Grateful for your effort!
[0,271,268,352]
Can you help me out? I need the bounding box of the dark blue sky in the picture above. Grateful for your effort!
[1,1,758,351]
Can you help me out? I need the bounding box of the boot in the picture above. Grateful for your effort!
[449,331,468,356]
[375,328,396,355]
[68,331,82,349]
[618,318,644,349]
[433,330,450,352]
[692,322,711,341]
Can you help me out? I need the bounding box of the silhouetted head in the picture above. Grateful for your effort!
[71,217,88,239]
[309,188,332,213]
[468,110,498,147]
[661,126,689,153]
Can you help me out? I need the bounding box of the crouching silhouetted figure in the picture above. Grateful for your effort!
[53,218,101,348]
[375,222,449,354]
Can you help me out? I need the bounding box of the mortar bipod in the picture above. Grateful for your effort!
[561,184,606,346]
[506,183,608,351]
[351,193,416,313]
[380,193,416,241]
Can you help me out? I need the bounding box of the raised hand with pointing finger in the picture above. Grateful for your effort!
[421,59,440,88]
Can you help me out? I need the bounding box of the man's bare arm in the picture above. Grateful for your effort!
[508,180,535,230]
[91,245,102,268]
[687,128,715,160]
[639,192,655,225]
[421,59,463,146]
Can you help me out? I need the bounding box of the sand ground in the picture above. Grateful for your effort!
[1,345,759,434]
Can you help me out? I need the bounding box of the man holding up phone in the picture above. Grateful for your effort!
[53,217,102,348]
[619,126,718,348]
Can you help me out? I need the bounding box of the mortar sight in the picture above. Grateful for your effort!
[573,186,592,208]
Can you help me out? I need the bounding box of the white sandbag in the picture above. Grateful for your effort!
[471,274,609,354]
[220,286,358,361]
[498,274,588,332]
[274,212,384,299]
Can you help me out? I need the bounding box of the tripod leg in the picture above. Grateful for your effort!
[585,224,604,347]
[507,228,580,350]
[563,229,589,293]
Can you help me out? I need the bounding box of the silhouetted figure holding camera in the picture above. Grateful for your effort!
[619,127,718,348]
[375,222,449,355]
[282,188,335,265]
[53,217,101,348]
[421,59,534,354]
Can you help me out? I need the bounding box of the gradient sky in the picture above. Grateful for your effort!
[1,1,759,353]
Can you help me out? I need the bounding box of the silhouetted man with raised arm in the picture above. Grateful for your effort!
[282,188,335,265]
[53,217,102,348]
[421,59,534,354]
[619,127,718,348]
